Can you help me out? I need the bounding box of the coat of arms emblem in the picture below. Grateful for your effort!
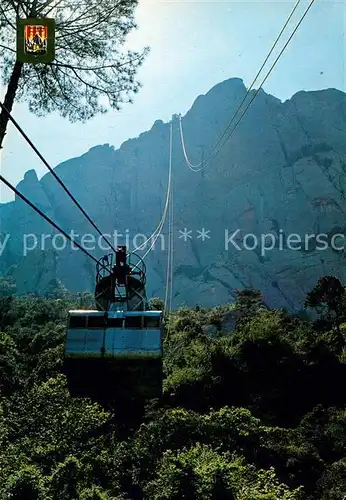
[16,18,55,63]
[25,25,48,55]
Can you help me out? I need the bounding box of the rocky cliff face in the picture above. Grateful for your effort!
[1,78,346,311]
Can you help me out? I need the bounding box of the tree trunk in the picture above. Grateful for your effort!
[0,60,24,150]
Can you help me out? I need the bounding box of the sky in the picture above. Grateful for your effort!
[0,0,345,202]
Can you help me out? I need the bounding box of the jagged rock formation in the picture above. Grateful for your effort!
[1,78,346,311]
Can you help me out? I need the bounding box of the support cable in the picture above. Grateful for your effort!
[0,100,118,253]
[132,121,173,258]
[168,177,174,313]
[0,172,102,265]
[216,0,316,152]
[179,0,307,171]
[163,188,172,313]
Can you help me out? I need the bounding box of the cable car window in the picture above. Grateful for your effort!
[143,317,160,328]
[108,318,123,328]
[87,316,105,328]
[125,316,142,328]
[69,316,87,328]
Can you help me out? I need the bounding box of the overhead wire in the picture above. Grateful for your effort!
[164,167,174,314]
[179,0,304,171]
[0,97,174,294]
[163,189,172,313]
[163,178,173,342]
[127,119,174,318]
[132,121,173,259]
[168,177,174,314]
[208,0,304,161]
[0,100,118,253]
[0,173,102,266]
[215,0,316,152]
[179,117,203,172]
[131,121,173,256]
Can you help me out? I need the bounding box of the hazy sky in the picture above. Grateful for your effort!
[0,0,345,202]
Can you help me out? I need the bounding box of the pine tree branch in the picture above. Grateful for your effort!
[0,43,15,53]
[36,0,65,16]
[0,4,16,30]
[49,54,144,72]
[57,1,124,33]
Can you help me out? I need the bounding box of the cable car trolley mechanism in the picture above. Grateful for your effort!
[64,246,163,400]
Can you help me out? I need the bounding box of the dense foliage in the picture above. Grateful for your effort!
[1,277,346,498]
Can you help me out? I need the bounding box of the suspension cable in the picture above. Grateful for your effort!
[0,173,102,265]
[179,117,203,172]
[131,120,173,258]
[0,100,117,253]
[164,175,173,313]
[163,191,171,313]
[216,0,316,152]
[179,0,304,171]
[168,177,174,313]
[139,189,169,261]
[163,171,173,342]
[209,0,303,162]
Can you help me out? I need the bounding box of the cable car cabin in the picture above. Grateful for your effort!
[64,309,163,400]
[64,246,163,401]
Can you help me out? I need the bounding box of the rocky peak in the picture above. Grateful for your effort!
[1,78,346,311]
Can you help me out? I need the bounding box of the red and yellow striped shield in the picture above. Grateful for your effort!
[24,25,48,54]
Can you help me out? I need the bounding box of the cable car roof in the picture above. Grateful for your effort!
[68,310,163,317]
[69,310,100,314]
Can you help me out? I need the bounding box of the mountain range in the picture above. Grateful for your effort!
[1,77,346,311]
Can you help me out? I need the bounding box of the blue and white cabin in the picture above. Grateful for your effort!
[64,247,164,400]
[64,308,163,400]
[66,310,163,359]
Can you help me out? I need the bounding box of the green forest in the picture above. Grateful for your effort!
[1,276,346,499]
